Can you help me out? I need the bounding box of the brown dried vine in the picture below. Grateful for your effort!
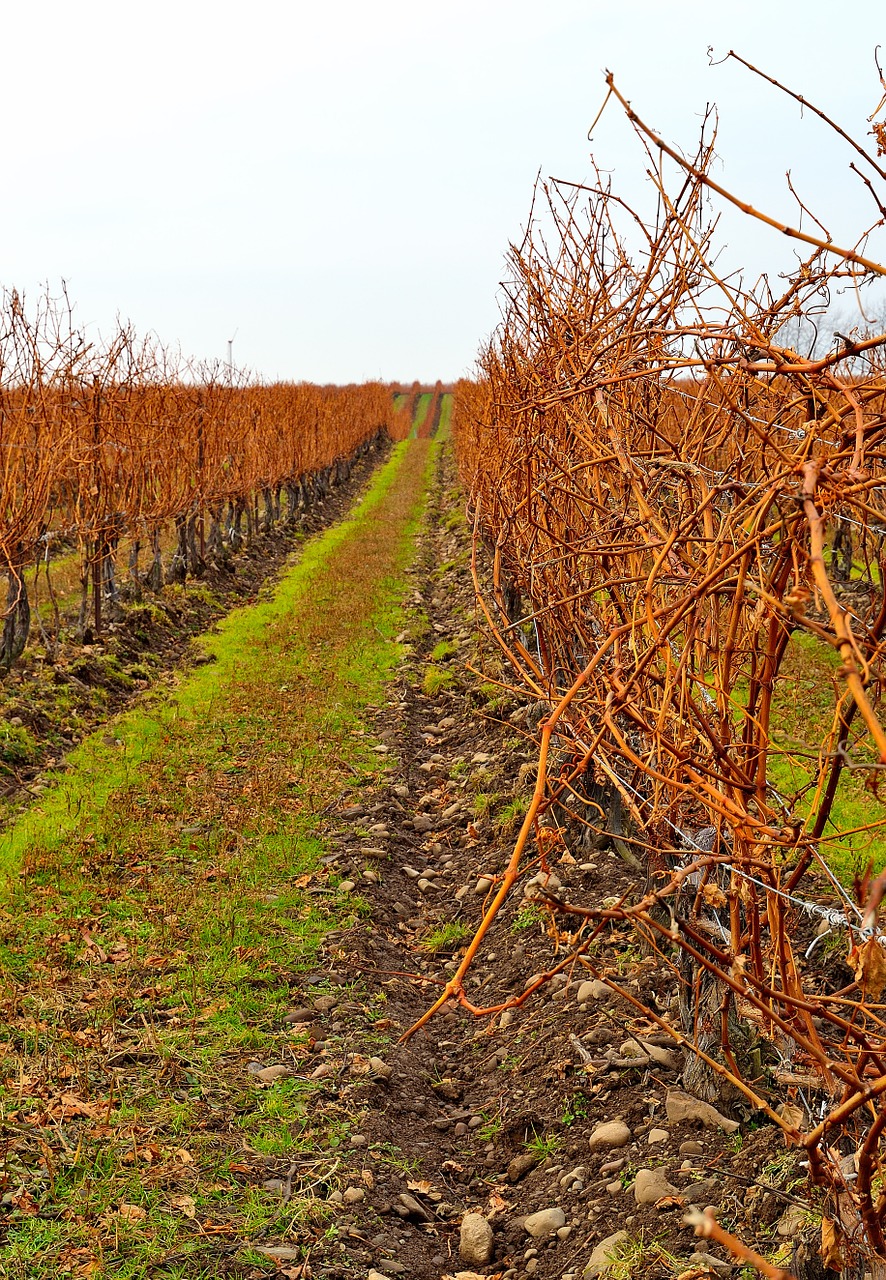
[437,59,886,1275]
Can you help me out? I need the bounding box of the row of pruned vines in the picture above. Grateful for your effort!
[0,289,412,668]
[441,55,886,1279]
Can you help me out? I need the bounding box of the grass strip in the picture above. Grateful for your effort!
[0,438,434,1279]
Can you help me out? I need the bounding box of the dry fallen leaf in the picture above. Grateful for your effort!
[11,1189,39,1216]
[778,1101,805,1141]
[407,1179,432,1195]
[114,1203,147,1223]
[850,937,886,1000]
[170,1194,196,1219]
[701,883,727,908]
[487,1189,509,1215]
[822,1216,844,1271]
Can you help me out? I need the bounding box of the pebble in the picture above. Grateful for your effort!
[688,1252,731,1275]
[250,1064,290,1083]
[633,1167,679,1206]
[524,1206,566,1238]
[666,1088,739,1133]
[349,1133,368,1148]
[417,878,434,892]
[584,1230,629,1277]
[460,1212,495,1265]
[285,1007,313,1024]
[605,1180,622,1195]
[362,869,380,883]
[777,1204,809,1237]
[648,1128,669,1144]
[679,1140,704,1156]
[599,1157,625,1176]
[337,880,356,894]
[684,1178,720,1206]
[587,1120,631,1151]
[343,1186,365,1204]
[507,1151,540,1183]
[369,1056,393,1080]
[475,875,494,894]
[576,979,609,1003]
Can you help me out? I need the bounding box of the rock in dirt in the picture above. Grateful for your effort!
[633,1167,679,1205]
[368,1055,393,1080]
[587,1119,631,1151]
[665,1089,739,1133]
[507,1151,540,1183]
[583,1230,629,1277]
[460,1212,494,1264]
[684,1178,720,1206]
[397,1192,433,1222]
[249,1064,291,1083]
[647,1127,669,1144]
[343,1186,365,1204]
[524,1206,566,1238]
[688,1251,731,1273]
[777,1204,809,1237]
[284,1007,313,1024]
[576,978,608,1003]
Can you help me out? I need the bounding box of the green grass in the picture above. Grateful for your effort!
[422,664,454,696]
[429,639,458,662]
[420,920,469,952]
[0,438,436,1278]
[411,393,432,438]
[768,630,886,882]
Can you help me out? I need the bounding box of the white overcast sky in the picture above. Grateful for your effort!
[2,1,884,383]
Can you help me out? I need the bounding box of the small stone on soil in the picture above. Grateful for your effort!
[524,1206,567,1238]
[587,1120,631,1151]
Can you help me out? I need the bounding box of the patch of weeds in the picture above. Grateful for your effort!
[561,1091,590,1126]
[429,639,458,662]
[526,1132,560,1159]
[473,792,498,818]
[605,1234,681,1279]
[497,795,527,832]
[423,665,454,696]
[0,721,39,767]
[421,920,469,952]
[511,902,544,932]
[477,1111,503,1143]
[469,766,494,792]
